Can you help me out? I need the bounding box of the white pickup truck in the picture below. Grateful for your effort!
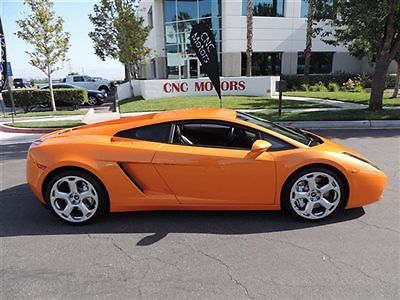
[64,75,111,95]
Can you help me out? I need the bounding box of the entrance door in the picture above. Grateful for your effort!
[182,56,201,79]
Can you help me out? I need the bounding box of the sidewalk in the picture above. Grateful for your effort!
[279,95,367,109]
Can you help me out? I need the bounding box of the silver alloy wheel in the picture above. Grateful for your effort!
[88,96,97,106]
[289,171,341,220]
[49,176,99,223]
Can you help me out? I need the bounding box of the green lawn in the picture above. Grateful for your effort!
[6,120,84,129]
[285,91,400,106]
[1,109,88,119]
[252,109,400,122]
[119,96,334,113]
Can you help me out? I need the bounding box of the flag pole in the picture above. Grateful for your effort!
[0,17,15,123]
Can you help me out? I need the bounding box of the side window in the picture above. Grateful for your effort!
[173,122,257,150]
[115,123,172,143]
[260,132,295,151]
[73,76,84,82]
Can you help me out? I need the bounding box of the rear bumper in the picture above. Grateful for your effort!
[346,168,387,209]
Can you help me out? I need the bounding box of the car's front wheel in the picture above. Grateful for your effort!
[45,170,108,224]
[283,167,346,221]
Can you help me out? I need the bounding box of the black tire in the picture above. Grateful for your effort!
[87,96,98,106]
[98,86,109,95]
[45,170,109,225]
[282,167,347,221]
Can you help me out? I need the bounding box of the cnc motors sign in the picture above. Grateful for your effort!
[117,76,279,100]
[163,80,246,94]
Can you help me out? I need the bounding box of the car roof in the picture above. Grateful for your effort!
[153,108,237,121]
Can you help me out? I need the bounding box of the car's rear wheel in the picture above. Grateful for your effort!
[98,86,109,97]
[45,170,108,224]
[283,167,346,221]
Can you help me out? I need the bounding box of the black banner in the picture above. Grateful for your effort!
[0,17,7,91]
[190,22,221,99]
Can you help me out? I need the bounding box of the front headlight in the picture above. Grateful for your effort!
[342,152,380,170]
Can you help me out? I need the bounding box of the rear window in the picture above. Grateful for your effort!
[115,123,172,143]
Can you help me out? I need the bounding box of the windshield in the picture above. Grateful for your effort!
[236,111,318,146]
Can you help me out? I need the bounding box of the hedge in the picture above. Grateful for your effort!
[282,73,397,91]
[1,88,88,112]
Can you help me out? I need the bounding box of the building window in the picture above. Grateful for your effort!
[241,52,282,76]
[163,0,222,79]
[300,0,336,19]
[148,6,153,29]
[242,0,284,17]
[151,59,157,78]
[297,52,334,74]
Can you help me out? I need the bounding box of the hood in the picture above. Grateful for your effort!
[311,133,371,163]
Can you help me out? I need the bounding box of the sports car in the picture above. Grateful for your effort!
[27,108,387,224]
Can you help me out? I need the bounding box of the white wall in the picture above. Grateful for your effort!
[139,0,396,77]
[137,0,167,79]
[117,76,280,100]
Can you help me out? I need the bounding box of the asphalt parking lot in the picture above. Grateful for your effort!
[1,129,399,299]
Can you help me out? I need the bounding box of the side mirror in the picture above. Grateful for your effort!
[251,140,272,153]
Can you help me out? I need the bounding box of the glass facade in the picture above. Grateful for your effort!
[242,0,285,17]
[241,52,282,76]
[300,0,335,19]
[297,52,334,74]
[164,0,222,79]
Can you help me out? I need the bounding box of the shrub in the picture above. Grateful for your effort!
[309,81,327,92]
[53,89,88,109]
[283,72,395,91]
[343,79,356,91]
[2,88,87,112]
[327,82,340,92]
[343,78,363,92]
[386,74,397,88]
[283,73,359,91]
[300,84,309,91]
[353,85,364,93]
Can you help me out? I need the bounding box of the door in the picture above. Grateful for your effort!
[152,122,277,205]
[182,55,201,79]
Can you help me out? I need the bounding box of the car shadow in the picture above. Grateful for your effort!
[0,184,365,245]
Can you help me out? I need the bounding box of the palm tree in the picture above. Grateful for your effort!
[392,53,400,98]
[246,0,253,76]
[304,0,315,85]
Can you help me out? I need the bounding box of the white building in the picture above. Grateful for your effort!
[137,0,397,80]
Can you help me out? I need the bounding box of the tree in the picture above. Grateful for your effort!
[392,52,400,98]
[16,0,70,111]
[322,0,400,111]
[89,0,151,87]
[246,0,253,77]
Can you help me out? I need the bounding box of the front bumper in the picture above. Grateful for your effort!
[346,168,387,209]
[26,149,46,204]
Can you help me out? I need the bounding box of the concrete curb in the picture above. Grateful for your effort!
[0,123,61,134]
[279,120,400,129]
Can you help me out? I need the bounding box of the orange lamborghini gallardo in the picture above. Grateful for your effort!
[27,108,387,224]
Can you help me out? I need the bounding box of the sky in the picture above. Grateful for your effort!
[1,0,125,80]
